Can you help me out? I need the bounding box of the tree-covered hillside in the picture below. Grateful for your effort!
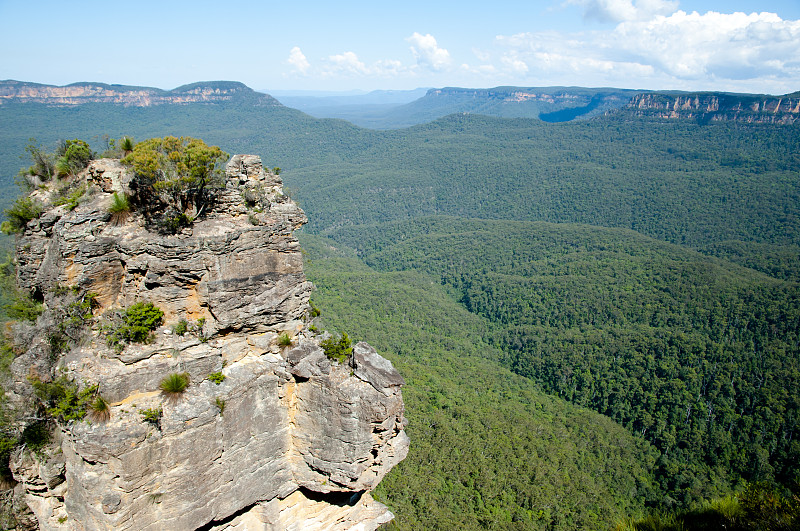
[324,217,800,505]
[300,234,657,529]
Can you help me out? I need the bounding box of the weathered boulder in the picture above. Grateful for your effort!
[6,155,408,530]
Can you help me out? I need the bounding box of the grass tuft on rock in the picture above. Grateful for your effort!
[159,372,190,399]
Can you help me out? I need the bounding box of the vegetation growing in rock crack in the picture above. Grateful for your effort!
[207,372,225,385]
[215,397,225,416]
[53,183,89,212]
[106,302,164,350]
[88,395,111,423]
[108,192,131,225]
[0,258,42,322]
[140,407,162,429]
[277,332,292,348]
[320,332,352,363]
[1,197,43,235]
[45,290,97,360]
[171,319,188,336]
[29,377,97,423]
[159,372,190,398]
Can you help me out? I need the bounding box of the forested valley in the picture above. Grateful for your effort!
[0,93,798,528]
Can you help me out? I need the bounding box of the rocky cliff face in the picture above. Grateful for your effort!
[624,92,800,124]
[4,155,408,530]
[0,81,279,107]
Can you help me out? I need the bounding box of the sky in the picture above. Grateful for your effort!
[1,0,799,94]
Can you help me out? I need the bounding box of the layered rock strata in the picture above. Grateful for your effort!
[5,155,408,530]
[0,81,279,107]
[625,92,800,124]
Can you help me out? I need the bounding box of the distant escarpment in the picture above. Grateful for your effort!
[421,86,639,121]
[0,80,280,107]
[622,91,800,124]
[2,148,407,530]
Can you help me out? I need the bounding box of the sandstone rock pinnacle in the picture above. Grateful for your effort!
[5,153,408,530]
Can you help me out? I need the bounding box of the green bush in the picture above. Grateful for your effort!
[0,434,18,483]
[215,397,226,415]
[159,372,190,397]
[171,319,188,336]
[108,192,131,225]
[53,184,87,211]
[0,258,43,323]
[24,140,55,181]
[4,291,43,322]
[207,372,225,385]
[108,192,130,213]
[107,302,164,350]
[320,333,352,363]
[46,290,97,359]
[29,377,97,423]
[277,332,292,347]
[2,197,43,234]
[140,407,162,429]
[55,139,92,177]
[88,396,110,423]
[119,136,134,154]
[158,212,193,234]
[620,483,800,530]
[19,421,50,451]
[122,136,228,224]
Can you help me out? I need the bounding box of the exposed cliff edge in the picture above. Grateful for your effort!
[2,153,408,530]
[621,92,800,124]
[0,81,279,107]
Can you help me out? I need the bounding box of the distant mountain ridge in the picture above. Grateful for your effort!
[2,79,799,126]
[0,80,280,107]
[424,85,638,118]
[623,91,800,124]
[341,86,642,127]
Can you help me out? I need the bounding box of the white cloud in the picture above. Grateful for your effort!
[327,51,370,75]
[287,47,310,75]
[407,32,452,71]
[500,54,529,74]
[374,59,406,77]
[472,48,491,62]
[460,63,498,75]
[496,9,800,91]
[568,0,679,23]
[322,53,408,78]
[615,11,800,80]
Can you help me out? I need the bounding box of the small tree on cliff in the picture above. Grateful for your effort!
[55,139,93,177]
[122,136,228,232]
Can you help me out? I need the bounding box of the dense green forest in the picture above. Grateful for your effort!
[324,217,800,504]
[1,94,799,527]
[300,235,657,529]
